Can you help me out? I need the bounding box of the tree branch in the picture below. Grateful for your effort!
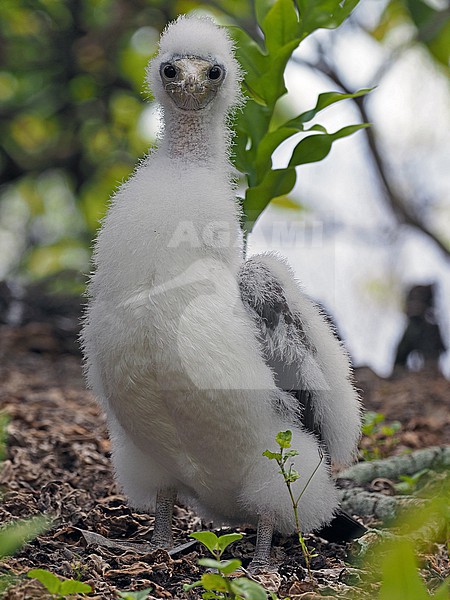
[292,55,450,260]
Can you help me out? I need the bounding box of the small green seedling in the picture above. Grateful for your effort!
[263,430,323,579]
[0,516,51,559]
[394,469,430,495]
[117,589,153,600]
[184,531,268,599]
[27,569,92,598]
[353,482,450,599]
[360,412,401,461]
[0,415,52,595]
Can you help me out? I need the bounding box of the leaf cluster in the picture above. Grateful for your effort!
[369,0,450,70]
[263,430,301,484]
[229,0,371,233]
[360,411,402,461]
[184,531,268,599]
[0,417,58,598]
[353,480,450,599]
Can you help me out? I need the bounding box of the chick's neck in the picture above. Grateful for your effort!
[162,107,228,166]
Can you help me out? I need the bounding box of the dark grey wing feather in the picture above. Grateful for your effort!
[238,259,324,445]
[293,389,320,441]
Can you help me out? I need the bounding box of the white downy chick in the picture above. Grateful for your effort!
[81,15,362,569]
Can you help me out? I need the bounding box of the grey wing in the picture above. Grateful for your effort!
[238,253,362,466]
[238,256,325,445]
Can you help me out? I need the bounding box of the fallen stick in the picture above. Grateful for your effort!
[338,488,422,521]
[337,446,450,485]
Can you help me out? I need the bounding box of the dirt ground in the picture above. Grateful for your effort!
[0,321,449,599]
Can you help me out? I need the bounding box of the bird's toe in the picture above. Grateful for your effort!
[149,535,174,550]
[246,558,279,575]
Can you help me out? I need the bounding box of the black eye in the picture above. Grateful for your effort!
[208,66,223,81]
[163,64,177,79]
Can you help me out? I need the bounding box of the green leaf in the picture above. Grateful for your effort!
[289,133,332,166]
[263,449,282,461]
[306,123,328,133]
[230,577,268,600]
[190,531,219,554]
[201,572,228,592]
[217,559,242,576]
[198,558,224,570]
[0,517,51,558]
[229,27,268,105]
[255,0,276,27]
[263,0,301,54]
[244,167,297,232]
[380,421,401,436]
[405,0,435,30]
[197,558,242,575]
[239,101,272,149]
[27,569,61,594]
[289,124,369,167]
[284,88,373,128]
[379,540,429,600]
[259,39,301,108]
[426,18,450,69]
[286,470,300,483]
[59,579,92,595]
[331,123,371,140]
[183,580,203,592]
[395,469,430,494]
[297,0,360,38]
[362,411,386,435]
[217,533,243,552]
[255,127,299,179]
[276,430,293,448]
[285,449,300,458]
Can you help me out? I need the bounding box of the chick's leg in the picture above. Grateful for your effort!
[248,511,274,572]
[151,488,176,548]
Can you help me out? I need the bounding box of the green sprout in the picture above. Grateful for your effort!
[0,414,52,594]
[27,569,92,598]
[263,430,323,579]
[184,531,268,599]
[360,411,401,461]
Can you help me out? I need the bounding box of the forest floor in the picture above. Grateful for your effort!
[0,321,449,599]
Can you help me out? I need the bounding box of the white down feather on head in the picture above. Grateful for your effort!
[147,15,243,113]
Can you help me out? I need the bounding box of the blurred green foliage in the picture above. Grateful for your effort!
[0,0,174,279]
[0,0,448,281]
[370,0,450,70]
[230,0,372,234]
[0,414,51,593]
[351,476,450,599]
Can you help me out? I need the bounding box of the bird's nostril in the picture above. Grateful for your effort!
[186,76,197,91]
